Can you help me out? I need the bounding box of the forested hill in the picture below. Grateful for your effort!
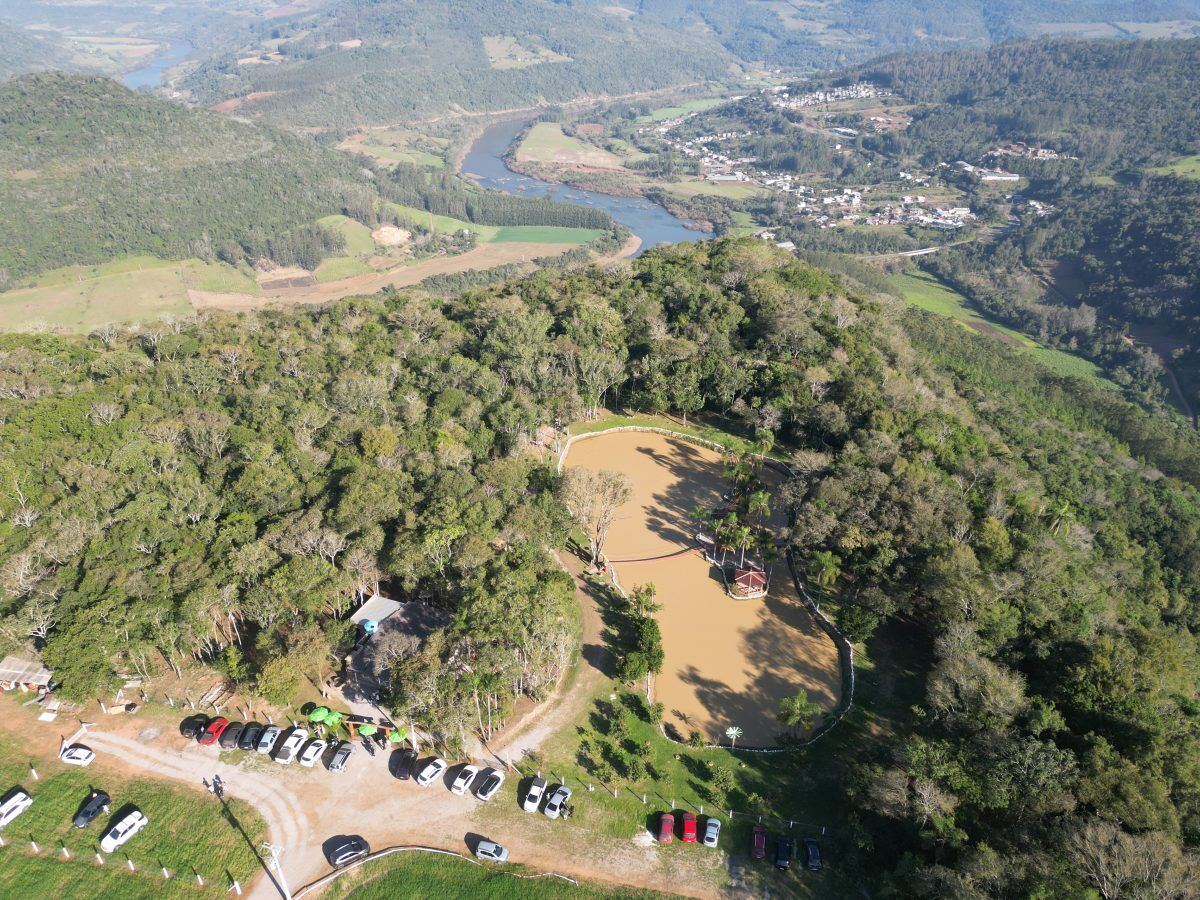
[0,73,382,282]
[181,0,733,129]
[2,239,1200,893]
[853,37,1200,168]
[0,21,75,79]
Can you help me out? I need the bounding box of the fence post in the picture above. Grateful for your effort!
[96,852,104,865]
[196,871,205,887]
[127,857,136,872]
[30,839,39,854]
[167,695,175,708]
[163,866,171,879]
[642,793,647,805]
[29,764,39,781]
[61,844,70,859]
[230,879,243,895]
[699,804,704,816]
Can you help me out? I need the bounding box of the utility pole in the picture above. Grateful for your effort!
[261,842,292,900]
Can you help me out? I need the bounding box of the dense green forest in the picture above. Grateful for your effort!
[2,239,1200,893]
[0,22,76,79]
[180,0,733,129]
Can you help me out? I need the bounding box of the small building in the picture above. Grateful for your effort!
[729,566,768,600]
[0,655,53,692]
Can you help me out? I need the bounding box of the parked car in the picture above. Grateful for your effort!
[328,837,370,867]
[73,790,110,829]
[0,789,33,829]
[218,722,245,750]
[415,758,448,787]
[803,837,822,871]
[475,768,505,802]
[100,808,148,852]
[257,725,281,755]
[522,776,547,813]
[544,784,572,819]
[390,748,416,780]
[681,811,698,844]
[299,739,327,768]
[59,744,95,767]
[750,824,767,860]
[239,723,264,751]
[701,816,721,848]
[328,742,353,773]
[273,728,308,765]
[179,715,209,740]
[451,764,480,795]
[198,717,229,746]
[775,835,794,870]
[474,840,509,863]
[657,811,675,844]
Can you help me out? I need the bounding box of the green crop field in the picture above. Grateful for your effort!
[0,736,266,898]
[0,257,258,333]
[492,226,604,243]
[315,256,377,283]
[517,124,623,169]
[889,271,1113,385]
[662,180,767,200]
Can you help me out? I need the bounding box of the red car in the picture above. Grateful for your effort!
[751,824,768,859]
[658,812,675,844]
[681,812,697,844]
[198,717,229,746]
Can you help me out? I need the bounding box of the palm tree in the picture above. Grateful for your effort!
[747,489,771,525]
[730,524,753,567]
[810,550,841,588]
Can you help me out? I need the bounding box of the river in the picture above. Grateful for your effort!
[123,40,192,90]
[461,119,705,256]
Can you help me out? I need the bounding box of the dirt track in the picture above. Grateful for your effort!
[564,431,841,746]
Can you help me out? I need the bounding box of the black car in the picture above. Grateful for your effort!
[179,715,209,740]
[218,721,245,750]
[73,790,110,829]
[804,837,822,871]
[390,748,416,780]
[775,835,794,871]
[239,723,264,751]
[328,837,370,867]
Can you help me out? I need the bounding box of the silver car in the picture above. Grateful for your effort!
[702,816,721,847]
[475,768,505,802]
[416,758,448,787]
[328,741,353,773]
[543,784,572,819]
[273,728,308,765]
[475,840,510,863]
[257,725,281,755]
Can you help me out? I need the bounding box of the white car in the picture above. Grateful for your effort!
[415,758,448,787]
[298,739,327,768]
[450,764,480,795]
[60,744,96,767]
[257,725,281,755]
[702,817,721,848]
[273,728,308,765]
[475,768,505,802]
[100,808,148,852]
[543,784,572,819]
[522,776,547,813]
[0,789,33,829]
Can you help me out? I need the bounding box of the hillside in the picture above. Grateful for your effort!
[0,21,76,78]
[0,73,384,283]
[1,239,1199,894]
[180,0,735,128]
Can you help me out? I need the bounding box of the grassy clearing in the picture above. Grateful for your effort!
[492,226,604,244]
[327,850,666,898]
[1148,153,1200,179]
[568,411,752,453]
[517,124,623,169]
[387,203,497,239]
[318,214,378,255]
[635,98,726,124]
[0,735,266,897]
[888,271,1113,385]
[661,180,767,201]
[315,256,377,283]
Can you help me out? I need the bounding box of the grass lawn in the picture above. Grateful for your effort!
[517,124,624,169]
[1148,153,1200,179]
[888,271,1114,386]
[492,226,604,244]
[660,180,766,201]
[635,98,726,124]
[318,214,378,256]
[0,735,266,897]
[387,203,499,239]
[326,850,667,898]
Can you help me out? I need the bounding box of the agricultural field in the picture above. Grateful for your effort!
[337,129,448,168]
[386,204,602,244]
[516,124,624,170]
[0,257,257,333]
[889,271,1112,384]
[0,733,266,898]
[660,180,768,201]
